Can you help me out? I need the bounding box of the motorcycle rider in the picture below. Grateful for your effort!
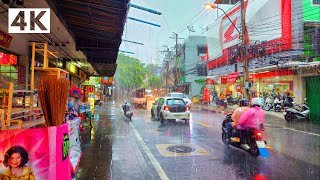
[122,101,130,113]
[237,98,265,150]
[226,99,250,141]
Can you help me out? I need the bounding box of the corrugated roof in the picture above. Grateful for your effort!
[48,0,129,76]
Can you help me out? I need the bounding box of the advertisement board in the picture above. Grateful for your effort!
[81,85,95,115]
[206,0,292,69]
[0,52,17,65]
[303,0,320,22]
[0,124,71,180]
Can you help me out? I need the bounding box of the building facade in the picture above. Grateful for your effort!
[205,0,320,121]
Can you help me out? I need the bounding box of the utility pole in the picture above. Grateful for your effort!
[240,0,249,99]
[159,47,171,95]
[170,33,184,91]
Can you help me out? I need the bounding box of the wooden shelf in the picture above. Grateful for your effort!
[4,118,45,130]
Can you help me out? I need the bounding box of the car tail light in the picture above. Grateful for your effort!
[186,106,190,111]
[164,105,170,111]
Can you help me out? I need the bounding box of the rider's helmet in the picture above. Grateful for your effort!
[251,97,263,107]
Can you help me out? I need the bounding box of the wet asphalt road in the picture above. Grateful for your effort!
[77,102,320,180]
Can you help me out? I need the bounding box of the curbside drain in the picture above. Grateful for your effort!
[166,145,196,153]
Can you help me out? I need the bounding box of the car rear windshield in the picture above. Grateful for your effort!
[167,99,185,105]
[171,94,185,98]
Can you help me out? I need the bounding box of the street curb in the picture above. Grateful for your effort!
[193,105,230,116]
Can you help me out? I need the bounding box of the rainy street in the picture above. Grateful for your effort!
[77,102,320,180]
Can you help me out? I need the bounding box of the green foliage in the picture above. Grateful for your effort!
[145,63,161,77]
[148,75,162,89]
[114,53,147,90]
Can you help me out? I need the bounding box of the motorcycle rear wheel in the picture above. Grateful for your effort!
[221,132,229,145]
[250,143,260,157]
[285,113,293,121]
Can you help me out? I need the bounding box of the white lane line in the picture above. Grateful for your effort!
[282,127,320,137]
[129,123,169,180]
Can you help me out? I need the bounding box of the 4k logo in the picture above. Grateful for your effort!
[8,8,50,33]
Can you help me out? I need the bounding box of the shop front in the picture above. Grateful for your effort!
[227,72,244,97]
[249,69,294,97]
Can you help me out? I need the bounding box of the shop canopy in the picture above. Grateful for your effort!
[48,0,130,77]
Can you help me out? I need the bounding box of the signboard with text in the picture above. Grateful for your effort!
[206,0,292,69]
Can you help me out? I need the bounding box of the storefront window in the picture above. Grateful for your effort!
[0,65,18,80]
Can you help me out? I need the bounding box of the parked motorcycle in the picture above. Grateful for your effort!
[274,98,283,112]
[283,96,294,108]
[122,103,133,121]
[215,98,228,109]
[264,96,273,111]
[283,98,310,121]
[226,95,239,106]
[221,114,267,157]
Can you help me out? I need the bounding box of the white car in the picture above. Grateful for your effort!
[151,97,190,123]
[166,92,192,106]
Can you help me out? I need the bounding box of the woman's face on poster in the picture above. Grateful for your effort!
[9,153,22,168]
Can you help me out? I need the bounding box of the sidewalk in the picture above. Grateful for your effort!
[77,101,155,180]
[192,103,283,119]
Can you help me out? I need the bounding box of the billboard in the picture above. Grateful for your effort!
[303,0,320,22]
[0,124,71,180]
[206,0,292,69]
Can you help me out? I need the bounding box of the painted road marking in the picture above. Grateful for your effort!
[265,124,320,137]
[194,121,211,127]
[266,145,271,149]
[282,127,320,137]
[129,123,169,180]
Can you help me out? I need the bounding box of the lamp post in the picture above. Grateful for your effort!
[205,1,249,98]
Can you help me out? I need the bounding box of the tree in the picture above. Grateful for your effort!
[148,75,162,89]
[114,54,147,98]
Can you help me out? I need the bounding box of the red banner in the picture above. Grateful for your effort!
[0,30,13,48]
[0,52,17,65]
[227,72,240,84]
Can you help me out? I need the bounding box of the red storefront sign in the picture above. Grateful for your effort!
[0,30,13,48]
[249,70,294,79]
[0,52,17,65]
[227,72,240,84]
[206,78,215,85]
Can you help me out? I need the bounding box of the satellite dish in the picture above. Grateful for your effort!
[187,26,196,32]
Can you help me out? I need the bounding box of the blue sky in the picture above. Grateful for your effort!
[119,0,232,64]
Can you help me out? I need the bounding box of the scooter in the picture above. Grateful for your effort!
[274,98,283,112]
[215,98,228,109]
[283,98,310,121]
[221,114,268,157]
[226,96,239,105]
[122,103,133,121]
[264,96,273,111]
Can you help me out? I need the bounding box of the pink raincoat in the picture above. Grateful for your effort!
[237,106,265,130]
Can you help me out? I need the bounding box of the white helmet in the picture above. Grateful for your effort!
[251,98,263,107]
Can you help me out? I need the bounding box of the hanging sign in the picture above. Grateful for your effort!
[227,72,240,84]
[0,30,13,48]
[83,85,95,115]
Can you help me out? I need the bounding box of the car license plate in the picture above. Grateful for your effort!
[175,115,182,118]
[256,141,266,148]
[283,112,286,115]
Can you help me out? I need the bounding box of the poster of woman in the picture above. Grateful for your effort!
[0,146,35,179]
[0,124,71,180]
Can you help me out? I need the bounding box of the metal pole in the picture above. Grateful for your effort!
[240,0,249,98]
[175,33,178,89]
